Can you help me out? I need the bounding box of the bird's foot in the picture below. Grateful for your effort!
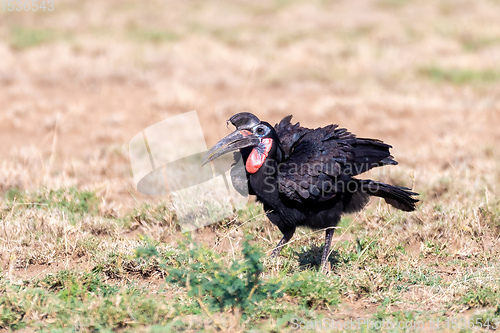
[319,261,331,273]
[270,247,281,258]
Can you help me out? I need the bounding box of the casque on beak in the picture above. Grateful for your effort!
[202,130,260,165]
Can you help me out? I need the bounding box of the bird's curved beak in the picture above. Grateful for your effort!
[202,130,259,165]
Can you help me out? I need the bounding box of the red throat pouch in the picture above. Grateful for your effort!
[246,138,273,174]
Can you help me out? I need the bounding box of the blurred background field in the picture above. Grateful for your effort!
[1,0,500,331]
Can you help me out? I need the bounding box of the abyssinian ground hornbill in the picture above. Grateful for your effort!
[202,112,418,271]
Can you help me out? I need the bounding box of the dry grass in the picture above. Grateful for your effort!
[1,0,500,331]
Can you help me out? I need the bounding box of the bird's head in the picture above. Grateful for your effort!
[202,112,277,173]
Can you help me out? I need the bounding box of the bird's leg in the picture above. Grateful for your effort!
[271,229,295,258]
[320,228,335,272]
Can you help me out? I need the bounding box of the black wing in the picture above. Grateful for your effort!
[274,115,308,158]
[276,116,397,202]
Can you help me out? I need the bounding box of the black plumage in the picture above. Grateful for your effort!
[202,113,418,271]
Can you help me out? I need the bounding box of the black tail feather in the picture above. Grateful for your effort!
[358,179,418,212]
[345,138,397,175]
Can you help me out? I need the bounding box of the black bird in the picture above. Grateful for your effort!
[202,112,418,271]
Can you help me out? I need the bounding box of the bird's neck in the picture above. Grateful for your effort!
[246,138,273,174]
[246,139,283,206]
[248,155,279,203]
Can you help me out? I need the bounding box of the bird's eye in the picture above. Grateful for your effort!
[255,127,265,135]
